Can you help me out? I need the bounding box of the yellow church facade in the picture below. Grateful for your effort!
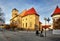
[22,15,39,30]
[10,7,41,30]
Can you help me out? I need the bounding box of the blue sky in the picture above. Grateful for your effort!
[0,0,60,24]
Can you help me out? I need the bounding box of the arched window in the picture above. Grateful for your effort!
[26,18,27,20]
[26,23,27,27]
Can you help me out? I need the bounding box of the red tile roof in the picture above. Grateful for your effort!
[42,25,51,29]
[22,7,39,17]
[51,6,60,17]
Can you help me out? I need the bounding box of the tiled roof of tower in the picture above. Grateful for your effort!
[21,7,39,17]
[51,6,60,17]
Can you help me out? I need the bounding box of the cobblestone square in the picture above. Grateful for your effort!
[0,31,60,41]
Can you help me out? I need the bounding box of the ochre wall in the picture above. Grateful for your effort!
[22,15,39,30]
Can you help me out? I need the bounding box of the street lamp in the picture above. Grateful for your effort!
[47,17,50,24]
[44,17,50,37]
[44,17,47,37]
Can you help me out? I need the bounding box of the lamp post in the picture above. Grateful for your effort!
[44,17,50,37]
[47,17,50,24]
[44,17,47,37]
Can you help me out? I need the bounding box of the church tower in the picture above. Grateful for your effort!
[12,8,18,18]
[51,6,60,29]
[51,6,60,34]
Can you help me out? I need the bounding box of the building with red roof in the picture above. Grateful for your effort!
[51,6,60,17]
[10,7,41,30]
[51,6,60,30]
[21,7,39,17]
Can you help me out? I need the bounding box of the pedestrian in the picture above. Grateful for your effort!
[36,30,39,36]
[41,28,43,34]
[40,28,44,37]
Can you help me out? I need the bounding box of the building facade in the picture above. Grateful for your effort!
[51,6,60,29]
[10,7,41,30]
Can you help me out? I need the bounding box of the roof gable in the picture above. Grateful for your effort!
[51,6,60,17]
[21,7,39,17]
[53,6,60,14]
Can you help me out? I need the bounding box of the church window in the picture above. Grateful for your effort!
[26,23,27,27]
[26,18,27,20]
[23,23,24,27]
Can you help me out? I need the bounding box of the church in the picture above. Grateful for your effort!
[10,7,41,30]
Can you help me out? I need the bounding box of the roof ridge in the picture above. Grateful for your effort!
[26,7,37,14]
[19,7,39,17]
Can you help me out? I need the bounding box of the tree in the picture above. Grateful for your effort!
[0,8,5,25]
[44,17,47,24]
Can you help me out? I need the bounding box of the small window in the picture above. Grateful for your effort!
[26,23,27,27]
[26,18,27,20]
